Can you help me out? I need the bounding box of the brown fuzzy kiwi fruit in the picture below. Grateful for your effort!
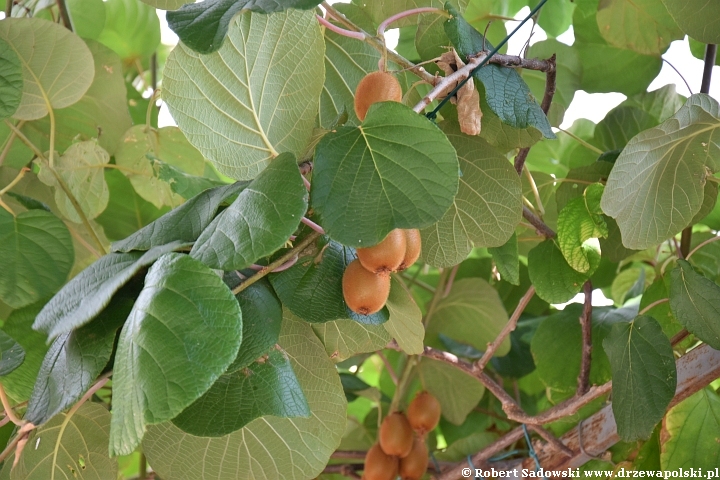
[363,443,398,480]
[379,412,414,458]
[407,391,441,435]
[397,229,421,271]
[356,229,407,273]
[399,436,429,480]
[354,71,403,121]
[342,259,390,315]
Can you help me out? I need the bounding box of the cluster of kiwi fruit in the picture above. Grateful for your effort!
[343,229,421,315]
[363,391,441,480]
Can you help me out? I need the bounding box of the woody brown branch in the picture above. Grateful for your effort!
[577,281,593,396]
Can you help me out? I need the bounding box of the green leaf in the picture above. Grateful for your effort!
[10,402,117,480]
[596,0,682,55]
[139,0,186,11]
[22,40,133,157]
[660,388,720,469]
[34,242,187,339]
[97,0,160,61]
[477,82,545,152]
[640,277,683,339]
[384,277,424,355]
[270,237,388,325]
[601,94,720,250]
[172,349,310,437]
[0,18,94,120]
[0,209,73,309]
[0,330,24,376]
[163,10,324,180]
[321,28,379,128]
[357,0,467,30]
[154,159,225,200]
[611,264,655,305]
[669,259,720,350]
[190,154,307,270]
[1,303,50,402]
[603,315,676,441]
[312,320,390,362]
[594,106,658,151]
[556,161,613,212]
[535,0,574,37]
[528,239,595,304]
[427,277,511,355]
[661,0,720,44]
[95,169,169,242]
[225,277,282,372]
[111,181,246,252]
[556,184,608,273]
[115,126,206,209]
[37,140,110,223]
[444,7,555,139]
[435,432,497,461]
[489,233,520,285]
[26,297,133,426]
[109,253,243,456]
[143,310,347,480]
[416,356,485,425]
[619,84,686,123]
[420,121,522,268]
[0,38,22,120]
[66,0,107,40]
[312,101,459,247]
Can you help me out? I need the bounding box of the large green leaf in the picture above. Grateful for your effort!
[384,276,424,355]
[115,126,206,209]
[444,7,554,139]
[594,106,658,151]
[596,0,682,55]
[270,237,389,325]
[528,239,595,304]
[109,253,243,456]
[603,315,676,441]
[37,140,110,223]
[97,0,160,61]
[601,94,720,250]
[661,0,720,44]
[556,161,613,212]
[191,154,307,270]
[0,331,24,377]
[556,184,608,274]
[34,242,186,339]
[357,0,467,30]
[620,85,686,123]
[66,0,107,40]
[21,40,133,157]
[426,277,510,355]
[420,122,522,268]
[0,18,94,120]
[0,209,73,309]
[172,349,310,436]
[0,38,22,120]
[669,260,720,350]
[313,320,390,362]
[111,181,246,252]
[660,388,720,469]
[9,402,117,480]
[143,311,347,480]
[416,356,485,425]
[163,10,324,180]
[312,101,459,247]
[139,0,186,11]
[26,297,133,426]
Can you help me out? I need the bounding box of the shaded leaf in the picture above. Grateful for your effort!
[384,277,424,355]
[489,233,519,285]
[556,183,608,273]
[594,106,658,151]
[97,0,160,61]
[596,0,682,55]
[619,84,686,123]
[66,0,107,40]
[416,356,485,425]
[139,0,186,11]
[661,0,720,44]
[313,320,390,362]
[669,259,720,350]
[0,38,22,120]
[528,239,595,304]
[0,331,24,377]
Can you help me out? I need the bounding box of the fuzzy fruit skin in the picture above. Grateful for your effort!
[399,436,429,480]
[407,391,441,435]
[342,259,390,315]
[357,229,407,273]
[363,443,398,480]
[354,71,403,121]
[398,229,421,271]
[379,412,414,458]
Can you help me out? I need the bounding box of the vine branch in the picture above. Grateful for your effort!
[577,281,593,396]
[55,0,74,30]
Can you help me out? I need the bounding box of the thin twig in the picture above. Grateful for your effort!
[0,167,29,197]
[0,120,24,167]
[662,58,693,94]
[377,7,447,37]
[316,14,365,40]
[389,356,417,413]
[686,234,720,260]
[0,383,24,426]
[523,167,545,216]
[232,231,321,295]
[438,427,526,478]
[4,119,46,160]
[323,464,362,479]
[400,272,436,293]
[671,329,689,346]
[577,281,593,396]
[638,297,669,316]
[442,264,459,297]
[528,425,573,457]
[476,286,535,371]
[523,206,555,238]
[55,0,74,30]
[4,0,12,17]
[376,351,398,385]
[300,216,326,235]
[557,128,604,155]
[414,54,486,113]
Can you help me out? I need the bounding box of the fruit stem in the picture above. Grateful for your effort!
[377,8,448,37]
[315,14,366,41]
[301,216,326,235]
[389,355,417,414]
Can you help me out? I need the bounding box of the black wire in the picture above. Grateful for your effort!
[426,0,550,121]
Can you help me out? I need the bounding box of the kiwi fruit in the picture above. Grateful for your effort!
[354,71,403,121]
[398,436,429,480]
[363,442,398,480]
[342,259,391,315]
[407,391,441,435]
[356,229,407,273]
[398,229,421,271]
[379,412,414,458]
